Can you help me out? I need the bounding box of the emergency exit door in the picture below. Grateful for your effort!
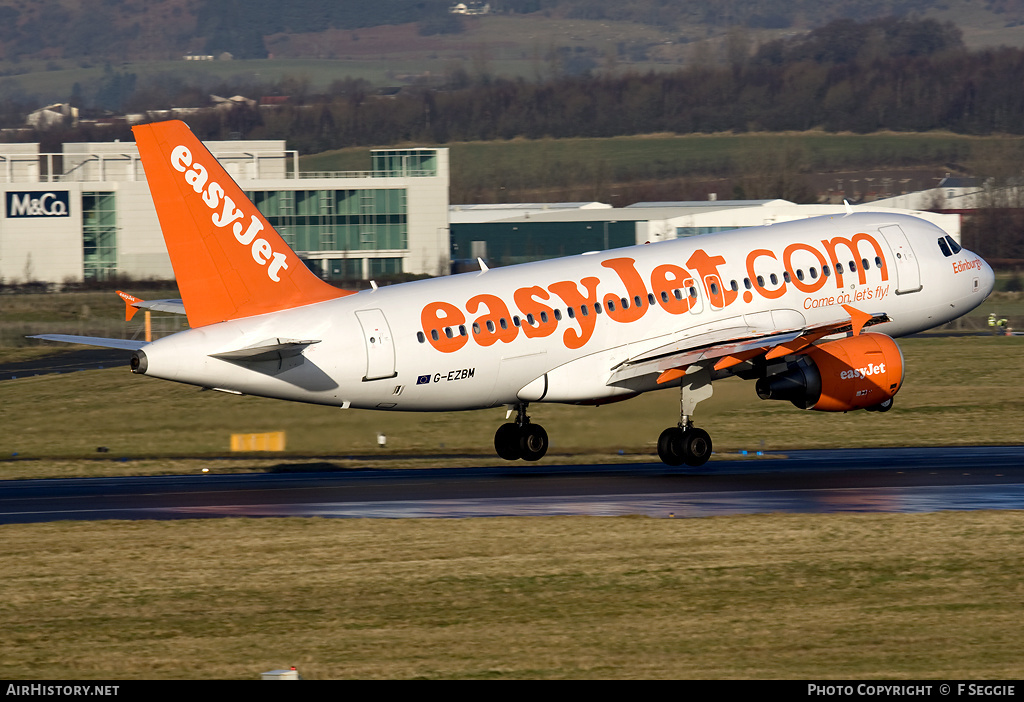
[879,224,922,294]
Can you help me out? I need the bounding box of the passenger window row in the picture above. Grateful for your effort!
[744,256,884,289]
[417,255,890,343]
[417,285,700,342]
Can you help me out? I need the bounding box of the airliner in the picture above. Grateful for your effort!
[33,120,995,466]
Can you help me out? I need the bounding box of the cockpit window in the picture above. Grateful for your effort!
[937,237,952,257]
[946,235,962,254]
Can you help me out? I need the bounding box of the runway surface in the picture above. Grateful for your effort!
[1,348,131,380]
[2,446,1023,524]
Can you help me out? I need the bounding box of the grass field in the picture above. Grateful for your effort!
[2,512,1023,679]
[2,334,1023,480]
[304,130,1007,186]
[3,305,1024,679]
[300,130,1024,205]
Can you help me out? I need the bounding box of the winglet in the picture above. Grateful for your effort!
[132,120,351,328]
[841,304,873,336]
[116,290,142,322]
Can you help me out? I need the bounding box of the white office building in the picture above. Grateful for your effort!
[0,140,450,285]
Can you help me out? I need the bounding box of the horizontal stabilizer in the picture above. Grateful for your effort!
[116,290,186,320]
[133,298,186,315]
[209,338,320,364]
[27,334,147,351]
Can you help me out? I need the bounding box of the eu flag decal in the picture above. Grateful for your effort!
[416,375,431,385]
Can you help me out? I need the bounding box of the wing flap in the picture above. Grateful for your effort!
[609,307,889,385]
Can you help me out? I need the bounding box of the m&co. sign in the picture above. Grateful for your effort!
[6,191,70,218]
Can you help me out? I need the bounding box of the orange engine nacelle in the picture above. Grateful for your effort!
[755,333,905,412]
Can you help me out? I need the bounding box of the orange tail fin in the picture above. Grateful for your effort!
[132,120,349,327]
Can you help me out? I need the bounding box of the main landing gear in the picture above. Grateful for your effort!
[494,369,715,467]
[494,403,549,462]
[657,424,712,467]
[656,366,714,467]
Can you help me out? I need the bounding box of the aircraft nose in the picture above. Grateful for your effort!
[980,256,996,299]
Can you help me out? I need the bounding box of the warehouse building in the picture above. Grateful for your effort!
[0,140,449,285]
[449,199,961,269]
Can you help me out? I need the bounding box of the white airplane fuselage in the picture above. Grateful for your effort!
[135,211,994,412]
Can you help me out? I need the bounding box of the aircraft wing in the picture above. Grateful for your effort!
[27,334,147,351]
[608,305,888,385]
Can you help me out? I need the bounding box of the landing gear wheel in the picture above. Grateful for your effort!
[494,403,548,462]
[494,423,522,461]
[657,427,686,466]
[519,424,549,462]
[657,426,713,467]
[682,428,712,467]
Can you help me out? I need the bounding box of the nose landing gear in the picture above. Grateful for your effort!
[494,403,549,462]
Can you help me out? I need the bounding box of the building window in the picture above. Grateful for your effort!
[368,257,403,277]
[372,150,438,177]
[82,192,117,280]
[248,188,408,255]
[310,257,362,282]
